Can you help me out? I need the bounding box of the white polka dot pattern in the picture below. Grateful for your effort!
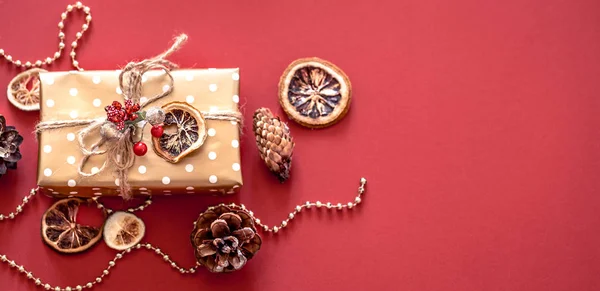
[185,164,194,172]
[116,87,122,94]
[67,156,76,165]
[231,140,239,148]
[186,95,195,104]
[43,168,53,177]
[45,77,55,85]
[69,88,78,96]
[232,95,239,103]
[209,84,218,92]
[43,145,52,153]
[232,72,240,81]
[232,163,240,171]
[92,76,101,84]
[208,152,217,160]
[208,128,216,136]
[209,175,218,184]
[68,180,76,187]
[93,98,102,107]
[46,99,55,108]
[138,166,147,174]
[69,110,78,119]
[162,177,170,185]
[67,133,75,141]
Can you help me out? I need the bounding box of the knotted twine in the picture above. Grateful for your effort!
[35,34,243,200]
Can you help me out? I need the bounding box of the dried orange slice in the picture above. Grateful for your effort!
[279,57,352,128]
[41,198,105,254]
[7,68,47,111]
[103,211,146,250]
[152,101,207,163]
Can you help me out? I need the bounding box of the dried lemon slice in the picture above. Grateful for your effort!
[103,211,146,250]
[41,198,105,254]
[7,68,47,111]
[279,57,352,128]
[152,101,207,163]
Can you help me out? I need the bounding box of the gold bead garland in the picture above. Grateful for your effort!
[0,178,368,290]
[0,2,91,71]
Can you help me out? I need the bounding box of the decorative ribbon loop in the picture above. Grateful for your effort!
[35,34,242,200]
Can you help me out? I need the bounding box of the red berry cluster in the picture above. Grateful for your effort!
[105,100,141,130]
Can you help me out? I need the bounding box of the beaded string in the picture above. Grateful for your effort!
[92,196,153,214]
[0,2,91,71]
[0,178,367,290]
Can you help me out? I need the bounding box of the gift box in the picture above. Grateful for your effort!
[36,67,243,198]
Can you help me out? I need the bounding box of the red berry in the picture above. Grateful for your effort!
[150,125,164,138]
[130,113,138,121]
[133,142,147,156]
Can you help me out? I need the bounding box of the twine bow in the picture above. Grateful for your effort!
[35,34,242,199]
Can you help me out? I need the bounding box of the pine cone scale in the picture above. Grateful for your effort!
[210,219,231,237]
[197,244,217,257]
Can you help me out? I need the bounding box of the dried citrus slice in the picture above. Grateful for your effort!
[41,198,105,254]
[279,57,352,128]
[103,211,146,250]
[7,68,47,111]
[151,101,207,163]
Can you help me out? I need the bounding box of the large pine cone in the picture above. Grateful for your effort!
[191,205,262,273]
[0,115,23,177]
[253,107,295,182]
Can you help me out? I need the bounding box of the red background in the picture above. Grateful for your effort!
[1,0,600,290]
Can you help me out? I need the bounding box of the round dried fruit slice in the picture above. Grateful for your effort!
[103,211,146,250]
[279,57,352,128]
[152,101,207,163]
[7,68,47,111]
[41,198,105,254]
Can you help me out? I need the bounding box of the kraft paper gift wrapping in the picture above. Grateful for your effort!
[36,68,243,197]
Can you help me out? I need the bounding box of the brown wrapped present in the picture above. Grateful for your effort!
[35,35,243,198]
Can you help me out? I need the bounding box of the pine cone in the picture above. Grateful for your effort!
[0,115,23,177]
[253,107,295,182]
[191,205,262,273]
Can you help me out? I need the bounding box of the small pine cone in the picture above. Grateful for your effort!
[190,205,262,273]
[252,107,295,182]
[0,115,23,177]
